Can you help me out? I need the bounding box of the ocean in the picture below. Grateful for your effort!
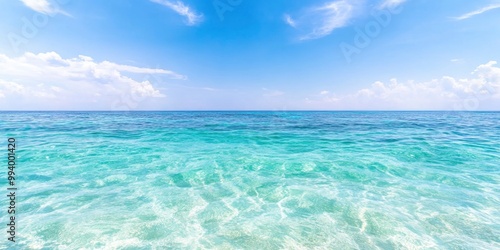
[1,111,499,249]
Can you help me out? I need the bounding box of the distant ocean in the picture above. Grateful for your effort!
[1,111,499,249]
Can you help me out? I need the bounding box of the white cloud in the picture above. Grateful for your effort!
[306,61,500,110]
[450,58,465,64]
[304,1,355,40]
[20,0,67,15]
[379,0,406,9]
[0,52,186,110]
[455,4,500,20]
[286,0,409,40]
[285,0,356,40]
[284,14,297,28]
[150,0,203,25]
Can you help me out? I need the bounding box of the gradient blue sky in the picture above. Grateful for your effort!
[1,0,499,110]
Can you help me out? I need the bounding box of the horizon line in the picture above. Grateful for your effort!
[1,110,499,112]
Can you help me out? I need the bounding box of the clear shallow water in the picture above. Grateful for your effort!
[1,111,499,249]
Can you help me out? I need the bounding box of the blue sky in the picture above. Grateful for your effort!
[0,0,499,110]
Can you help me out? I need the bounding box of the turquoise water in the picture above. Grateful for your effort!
[1,111,499,249]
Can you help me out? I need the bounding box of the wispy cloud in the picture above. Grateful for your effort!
[304,1,355,40]
[150,0,203,25]
[379,0,407,9]
[285,0,355,40]
[20,0,68,15]
[284,14,297,28]
[455,4,500,20]
[450,58,465,64]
